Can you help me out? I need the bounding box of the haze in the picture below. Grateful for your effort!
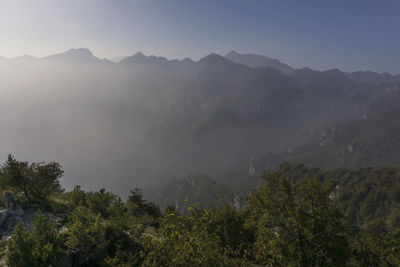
[0,1,400,197]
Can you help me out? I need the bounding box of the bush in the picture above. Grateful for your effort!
[6,212,63,267]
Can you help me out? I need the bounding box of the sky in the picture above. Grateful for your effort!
[0,0,399,73]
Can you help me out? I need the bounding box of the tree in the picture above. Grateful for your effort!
[127,188,160,219]
[65,185,87,209]
[203,204,254,260]
[65,206,107,266]
[141,206,232,266]
[6,212,63,267]
[66,206,143,266]
[0,155,63,202]
[86,189,125,219]
[246,170,349,266]
[6,223,35,267]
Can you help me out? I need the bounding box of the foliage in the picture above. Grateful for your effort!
[65,206,107,265]
[6,223,35,266]
[141,206,234,267]
[3,160,400,266]
[0,155,63,202]
[246,169,349,266]
[202,204,253,259]
[63,189,149,266]
[6,212,63,267]
[277,163,400,231]
[127,188,161,220]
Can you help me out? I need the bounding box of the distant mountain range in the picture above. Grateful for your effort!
[1,48,400,199]
[3,49,399,84]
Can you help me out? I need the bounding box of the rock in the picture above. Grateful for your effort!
[232,192,245,211]
[0,193,35,236]
[249,158,256,175]
[4,192,16,211]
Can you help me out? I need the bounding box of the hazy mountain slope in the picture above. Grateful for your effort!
[141,54,383,183]
[214,82,400,189]
[345,71,400,84]
[43,48,111,65]
[281,106,400,168]
[224,50,400,84]
[225,50,294,74]
[0,48,395,196]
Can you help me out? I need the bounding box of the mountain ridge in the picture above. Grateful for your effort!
[1,48,398,82]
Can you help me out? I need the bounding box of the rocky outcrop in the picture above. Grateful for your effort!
[232,192,245,211]
[0,193,35,236]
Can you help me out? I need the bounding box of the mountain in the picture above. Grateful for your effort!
[225,50,295,74]
[141,54,398,187]
[323,68,400,84]
[225,51,400,84]
[226,84,400,180]
[345,71,400,84]
[280,104,400,169]
[42,48,109,64]
[0,48,399,196]
[10,55,38,62]
[119,52,170,65]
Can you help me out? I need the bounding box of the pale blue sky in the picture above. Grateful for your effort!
[0,0,399,73]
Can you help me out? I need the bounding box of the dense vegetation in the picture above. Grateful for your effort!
[0,156,399,266]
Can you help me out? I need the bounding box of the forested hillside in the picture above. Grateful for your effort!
[0,157,399,266]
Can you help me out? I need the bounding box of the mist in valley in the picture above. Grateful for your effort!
[1,47,400,201]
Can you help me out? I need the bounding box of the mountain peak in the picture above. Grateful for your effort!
[11,55,37,61]
[43,48,102,64]
[199,53,231,64]
[226,50,240,57]
[197,53,247,72]
[225,51,294,74]
[182,57,194,64]
[131,52,146,59]
[119,52,170,65]
[64,48,94,57]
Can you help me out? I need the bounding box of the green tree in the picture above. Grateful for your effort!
[127,188,160,219]
[86,189,125,219]
[0,155,63,202]
[65,206,107,266]
[6,223,35,267]
[103,215,144,266]
[141,206,231,266]
[65,185,87,209]
[383,227,400,266]
[246,170,349,266]
[6,212,63,267]
[66,206,143,266]
[203,204,254,260]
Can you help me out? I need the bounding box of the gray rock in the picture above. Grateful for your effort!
[4,192,16,211]
[232,192,245,211]
[0,193,35,236]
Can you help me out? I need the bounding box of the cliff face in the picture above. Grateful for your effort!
[0,193,35,236]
